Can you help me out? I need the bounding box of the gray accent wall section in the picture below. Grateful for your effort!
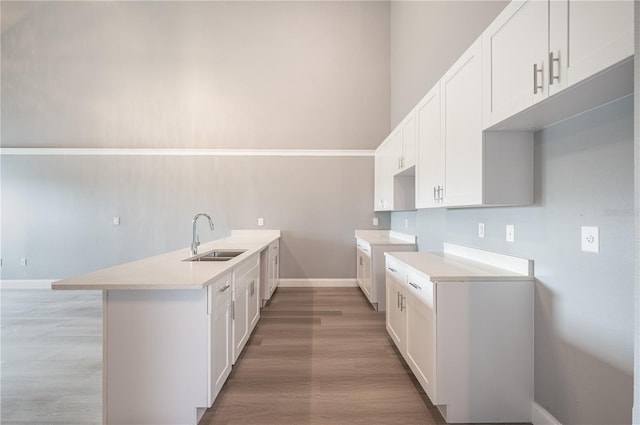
[1,1,390,150]
[1,154,388,280]
[0,1,392,281]
[389,0,508,127]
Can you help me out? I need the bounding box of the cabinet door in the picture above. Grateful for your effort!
[389,124,403,174]
[401,109,416,170]
[232,281,249,363]
[269,243,279,295]
[482,0,548,127]
[415,83,443,209]
[374,138,394,211]
[442,39,483,207]
[385,262,406,352]
[248,274,260,331]
[362,253,372,302]
[211,290,232,403]
[404,276,437,403]
[564,0,634,88]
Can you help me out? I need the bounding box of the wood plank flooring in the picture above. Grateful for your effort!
[1,289,102,425]
[199,287,446,425]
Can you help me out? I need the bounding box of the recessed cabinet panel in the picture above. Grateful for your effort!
[415,84,443,209]
[442,40,483,207]
[484,0,548,126]
[565,0,634,87]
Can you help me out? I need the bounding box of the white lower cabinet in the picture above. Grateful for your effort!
[209,273,233,405]
[384,257,406,347]
[385,249,533,423]
[232,254,260,363]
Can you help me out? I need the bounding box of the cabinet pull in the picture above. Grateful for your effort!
[438,186,443,202]
[433,186,437,202]
[549,51,560,85]
[388,267,397,273]
[250,280,255,296]
[231,300,235,320]
[400,295,406,312]
[408,281,422,290]
[397,291,401,309]
[219,284,230,292]
[533,63,544,94]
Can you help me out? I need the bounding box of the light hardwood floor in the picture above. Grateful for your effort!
[1,289,102,425]
[199,287,446,425]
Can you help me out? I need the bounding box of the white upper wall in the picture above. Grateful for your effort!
[390,0,508,127]
[1,1,390,150]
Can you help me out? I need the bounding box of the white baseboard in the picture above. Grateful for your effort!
[532,402,563,425]
[0,279,55,290]
[278,278,357,288]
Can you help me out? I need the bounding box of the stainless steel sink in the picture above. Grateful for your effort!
[184,249,247,262]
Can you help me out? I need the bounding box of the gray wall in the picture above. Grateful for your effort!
[0,1,391,280]
[633,3,639,422]
[389,2,635,423]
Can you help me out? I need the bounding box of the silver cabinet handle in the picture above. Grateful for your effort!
[408,281,422,290]
[549,51,560,85]
[397,291,401,309]
[219,284,230,292]
[433,186,437,202]
[533,63,544,94]
[231,300,235,320]
[400,295,406,312]
[250,280,255,296]
[388,267,397,273]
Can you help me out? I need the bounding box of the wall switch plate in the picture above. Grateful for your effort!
[373,217,379,226]
[478,223,485,238]
[20,258,27,266]
[258,218,264,227]
[113,217,120,226]
[506,225,515,242]
[404,218,409,229]
[581,226,599,252]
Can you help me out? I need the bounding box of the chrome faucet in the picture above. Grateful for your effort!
[191,213,215,255]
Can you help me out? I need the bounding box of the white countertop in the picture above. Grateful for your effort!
[52,230,281,291]
[355,230,416,245]
[385,251,533,282]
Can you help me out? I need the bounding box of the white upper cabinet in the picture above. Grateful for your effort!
[482,0,549,126]
[415,84,443,209]
[400,110,416,171]
[558,0,634,91]
[483,0,634,129]
[441,39,484,207]
[374,137,394,211]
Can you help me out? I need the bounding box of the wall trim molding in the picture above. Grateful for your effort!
[0,279,56,290]
[278,278,357,288]
[532,402,562,425]
[0,148,375,157]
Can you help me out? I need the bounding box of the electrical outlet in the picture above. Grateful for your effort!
[113,217,120,226]
[258,218,264,227]
[373,217,379,226]
[581,226,599,253]
[478,223,485,238]
[506,225,515,242]
[20,258,27,266]
[404,218,409,229]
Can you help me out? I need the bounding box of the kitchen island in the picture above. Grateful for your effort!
[53,230,281,425]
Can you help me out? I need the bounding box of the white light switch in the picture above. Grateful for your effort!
[373,217,379,226]
[113,217,120,226]
[258,217,264,227]
[478,223,485,238]
[20,258,27,266]
[506,225,515,242]
[581,226,599,253]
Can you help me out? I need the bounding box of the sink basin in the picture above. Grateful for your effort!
[184,249,247,262]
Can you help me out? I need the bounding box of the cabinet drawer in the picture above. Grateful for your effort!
[211,272,232,302]
[356,239,371,255]
[405,270,434,310]
[234,253,260,281]
[385,256,404,282]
